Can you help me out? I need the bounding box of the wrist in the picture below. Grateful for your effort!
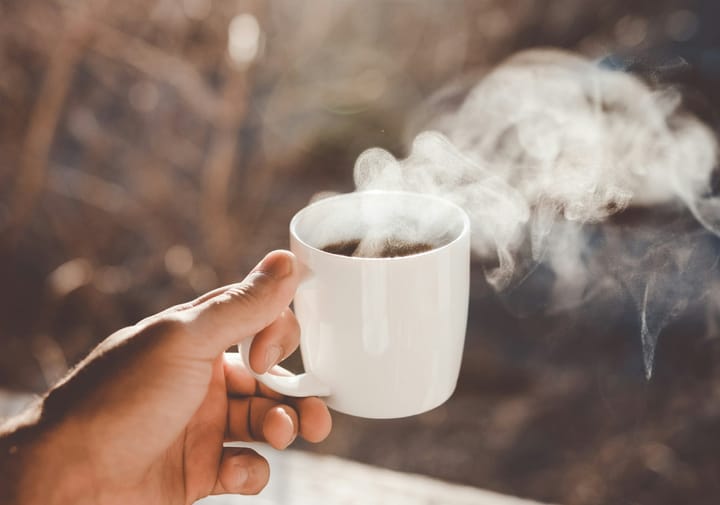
[1,403,90,505]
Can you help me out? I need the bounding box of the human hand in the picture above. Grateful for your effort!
[1,250,331,505]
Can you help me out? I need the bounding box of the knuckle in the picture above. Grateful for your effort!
[214,273,274,311]
[173,302,195,312]
[140,316,190,342]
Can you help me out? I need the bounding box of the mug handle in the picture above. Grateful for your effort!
[238,337,331,397]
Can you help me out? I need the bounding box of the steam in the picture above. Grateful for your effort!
[353,49,720,378]
[300,191,461,257]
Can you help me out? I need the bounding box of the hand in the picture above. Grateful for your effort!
[1,250,331,505]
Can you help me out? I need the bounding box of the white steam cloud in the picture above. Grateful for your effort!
[353,49,720,378]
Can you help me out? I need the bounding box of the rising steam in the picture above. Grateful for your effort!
[353,49,720,378]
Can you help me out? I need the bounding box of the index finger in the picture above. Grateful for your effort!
[186,250,300,358]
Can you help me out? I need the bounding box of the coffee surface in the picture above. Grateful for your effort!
[321,238,434,258]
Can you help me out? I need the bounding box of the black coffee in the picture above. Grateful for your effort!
[321,238,434,258]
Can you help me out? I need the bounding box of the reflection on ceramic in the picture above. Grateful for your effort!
[241,191,470,419]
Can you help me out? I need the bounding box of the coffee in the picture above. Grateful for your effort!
[321,238,434,258]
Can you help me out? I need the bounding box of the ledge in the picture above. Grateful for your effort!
[1,390,553,505]
[201,443,554,505]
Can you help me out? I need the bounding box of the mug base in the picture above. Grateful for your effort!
[325,386,456,420]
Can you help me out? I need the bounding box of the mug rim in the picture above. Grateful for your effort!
[289,190,471,261]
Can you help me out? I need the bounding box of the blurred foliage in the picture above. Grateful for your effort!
[0,0,679,388]
[2,1,720,504]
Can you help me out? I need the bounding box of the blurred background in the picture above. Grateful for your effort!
[1,0,720,504]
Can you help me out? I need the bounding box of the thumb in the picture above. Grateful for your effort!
[184,250,300,356]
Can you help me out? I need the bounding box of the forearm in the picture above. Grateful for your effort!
[0,402,86,505]
[0,404,41,504]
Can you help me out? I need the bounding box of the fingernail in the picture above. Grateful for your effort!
[278,407,297,449]
[255,252,292,279]
[236,467,249,488]
[264,344,283,373]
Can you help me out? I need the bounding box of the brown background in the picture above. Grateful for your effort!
[1,1,720,504]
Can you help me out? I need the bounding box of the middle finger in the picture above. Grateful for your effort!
[226,396,299,450]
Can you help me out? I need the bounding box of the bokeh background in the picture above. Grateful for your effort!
[2,1,720,504]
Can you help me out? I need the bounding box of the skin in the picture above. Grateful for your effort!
[0,250,332,505]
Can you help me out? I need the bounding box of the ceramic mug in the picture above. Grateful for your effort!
[240,190,470,419]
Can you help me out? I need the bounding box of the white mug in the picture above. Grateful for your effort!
[240,190,470,419]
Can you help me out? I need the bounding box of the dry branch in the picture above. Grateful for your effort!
[6,10,93,242]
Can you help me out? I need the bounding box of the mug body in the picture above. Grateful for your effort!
[290,191,470,418]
